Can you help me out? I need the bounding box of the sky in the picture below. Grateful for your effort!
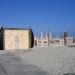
[0,0,75,35]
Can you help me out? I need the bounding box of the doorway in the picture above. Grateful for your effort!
[15,36,20,49]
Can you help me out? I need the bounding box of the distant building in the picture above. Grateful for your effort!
[34,32,50,47]
[66,37,74,46]
[0,27,34,50]
[34,32,64,47]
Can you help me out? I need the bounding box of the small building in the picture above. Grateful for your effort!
[66,37,74,46]
[0,27,34,50]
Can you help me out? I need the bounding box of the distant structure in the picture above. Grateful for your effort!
[34,32,64,47]
[0,26,34,50]
[73,37,75,43]
[34,31,75,47]
[63,32,75,46]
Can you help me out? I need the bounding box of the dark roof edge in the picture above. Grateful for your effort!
[0,28,31,30]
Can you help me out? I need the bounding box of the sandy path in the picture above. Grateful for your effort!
[15,47,75,75]
[0,51,49,75]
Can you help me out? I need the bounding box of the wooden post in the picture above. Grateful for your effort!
[48,29,50,46]
[64,32,68,46]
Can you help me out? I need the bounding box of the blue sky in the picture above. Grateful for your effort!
[0,0,75,35]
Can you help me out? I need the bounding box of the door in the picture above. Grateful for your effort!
[15,36,20,49]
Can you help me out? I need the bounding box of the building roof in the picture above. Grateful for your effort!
[0,26,31,30]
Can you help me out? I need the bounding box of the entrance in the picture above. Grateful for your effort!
[15,36,20,49]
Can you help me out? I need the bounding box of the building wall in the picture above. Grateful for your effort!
[4,30,30,50]
[0,30,4,50]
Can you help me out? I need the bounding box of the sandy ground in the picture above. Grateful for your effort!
[0,46,75,75]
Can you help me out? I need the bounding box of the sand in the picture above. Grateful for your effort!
[0,46,75,75]
[16,46,75,75]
